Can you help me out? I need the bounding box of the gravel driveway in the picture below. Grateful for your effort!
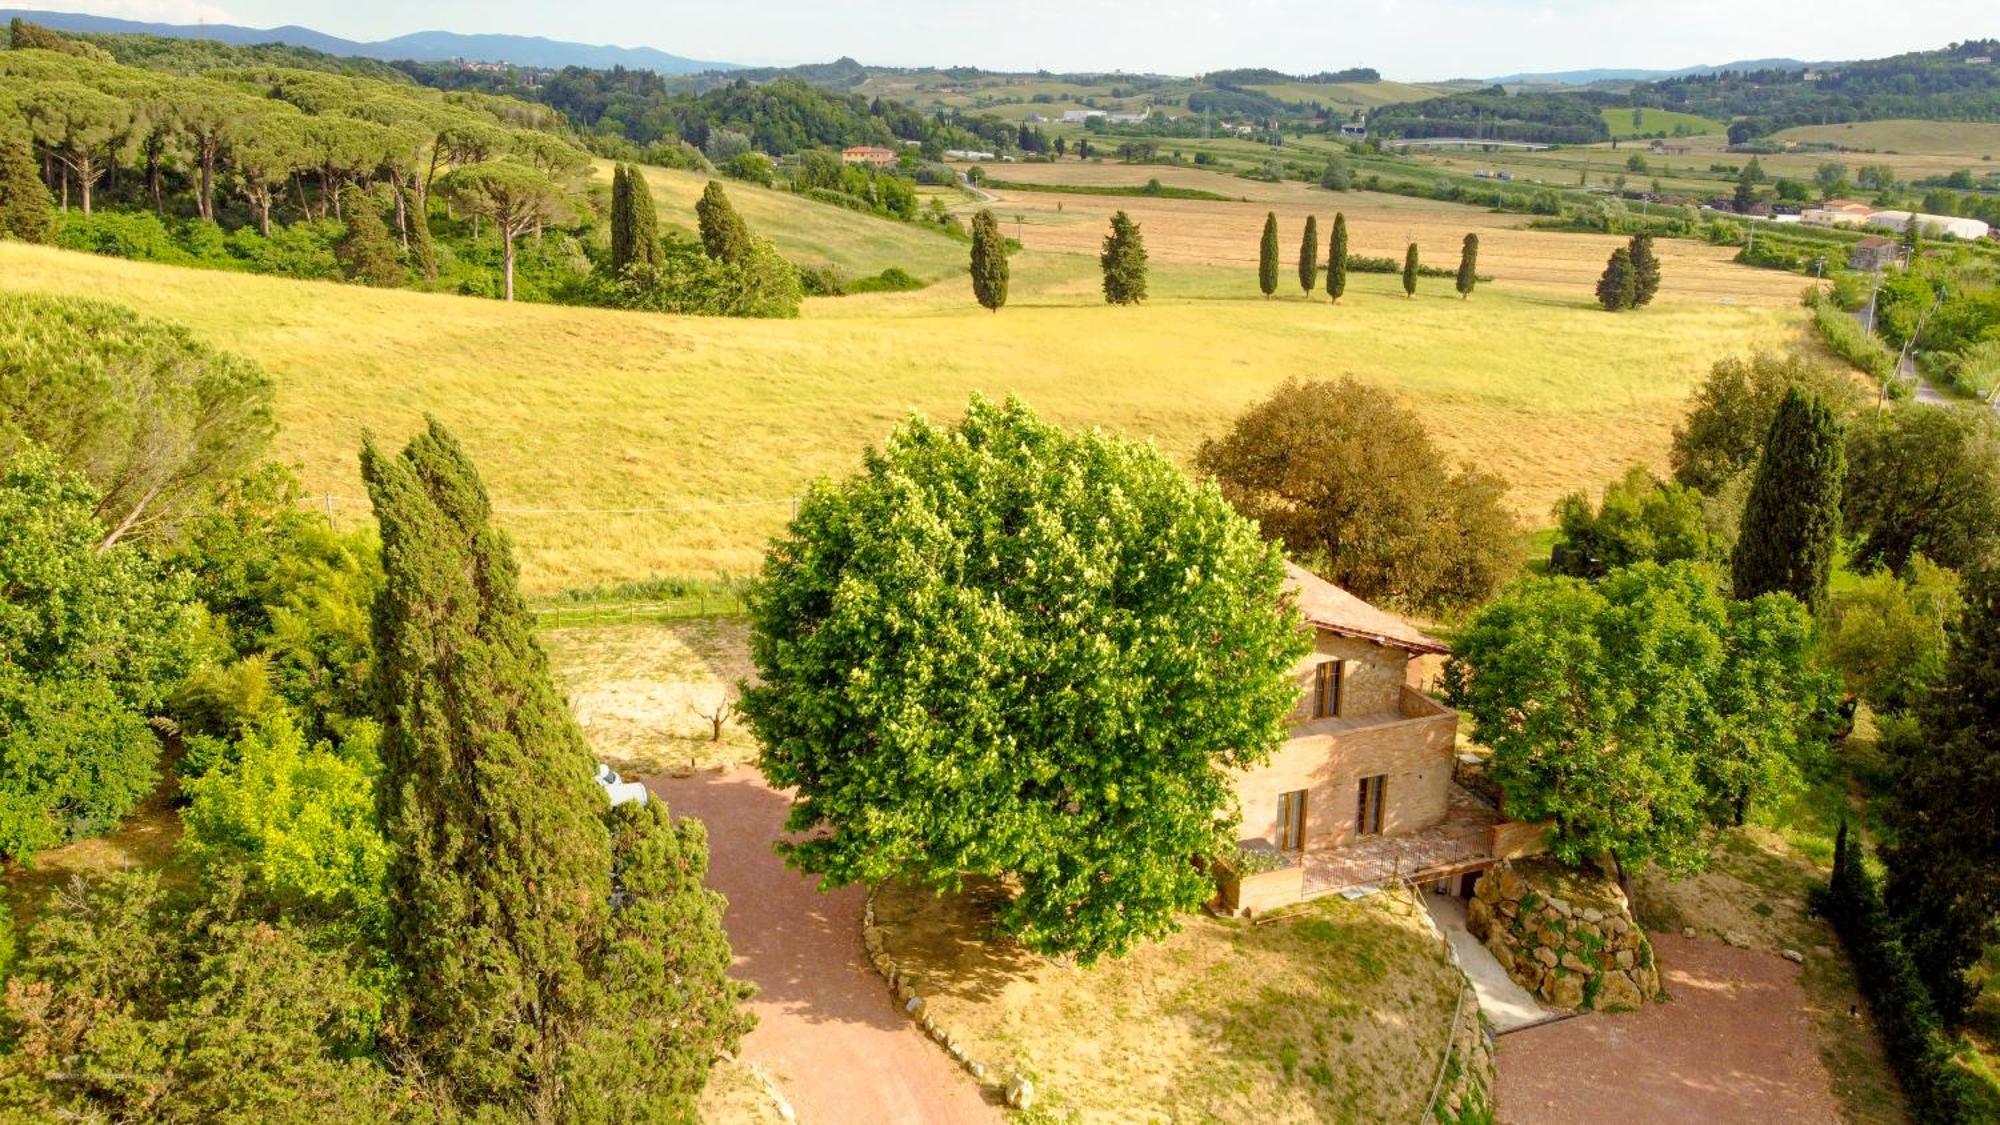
[1495,933,1841,1124]
[648,767,999,1124]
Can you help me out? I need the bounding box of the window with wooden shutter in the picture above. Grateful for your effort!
[1312,659,1344,718]
[1355,774,1387,836]
[1278,789,1308,851]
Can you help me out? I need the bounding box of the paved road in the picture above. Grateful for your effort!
[648,767,999,1125]
[1495,934,1840,1124]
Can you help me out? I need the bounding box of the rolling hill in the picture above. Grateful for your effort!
[0,8,738,72]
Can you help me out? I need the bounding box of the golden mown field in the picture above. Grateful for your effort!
[1,163,1810,593]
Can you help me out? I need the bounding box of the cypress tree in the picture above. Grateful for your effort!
[403,184,437,280]
[1628,233,1661,306]
[1401,242,1419,297]
[1730,387,1845,610]
[1455,233,1479,300]
[1596,246,1638,310]
[1099,209,1148,305]
[970,207,1008,312]
[1298,214,1318,295]
[334,187,403,287]
[1900,213,1922,262]
[1258,211,1279,297]
[627,164,661,269]
[609,163,634,272]
[364,420,617,1105]
[363,421,751,1115]
[1326,211,1348,302]
[0,127,52,243]
[696,179,750,262]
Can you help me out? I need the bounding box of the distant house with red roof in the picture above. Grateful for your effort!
[841,145,897,168]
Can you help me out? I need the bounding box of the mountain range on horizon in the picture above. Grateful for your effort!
[0,8,739,74]
[3,7,1825,83]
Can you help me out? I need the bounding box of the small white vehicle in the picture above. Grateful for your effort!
[595,762,649,808]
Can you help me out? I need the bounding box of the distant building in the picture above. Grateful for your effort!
[1059,109,1106,124]
[1106,109,1151,125]
[1968,56,1993,65]
[1649,140,1693,155]
[1850,236,1901,271]
[1340,122,1367,139]
[943,149,997,162]
[1803,199,1876,226]
[841,145,897,167]
[1868,210,1992,241]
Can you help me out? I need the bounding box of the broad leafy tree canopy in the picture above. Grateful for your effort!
[742,396,1310,962]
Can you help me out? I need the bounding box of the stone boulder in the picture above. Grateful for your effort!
[1469,858,1663,1012]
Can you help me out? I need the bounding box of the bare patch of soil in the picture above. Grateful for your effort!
[541,616,760,774]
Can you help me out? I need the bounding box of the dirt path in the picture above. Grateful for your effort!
[647,767,999,1125]
[1495,934,1841,1124]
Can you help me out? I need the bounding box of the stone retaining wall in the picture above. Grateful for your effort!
[1433,981,1496,1125]
[861,889,1033,1110]
[1466,858,1661,1012]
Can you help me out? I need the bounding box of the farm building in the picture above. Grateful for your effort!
[1649,141,1693,155]
[1215,564,1542,915]
[840,145,897,167]
[1867,211,1991,241]
[1850,236,1901,271]
[1803,199,1875,226]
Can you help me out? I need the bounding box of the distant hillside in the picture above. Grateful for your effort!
[0,8,737,73]
[1487,59,1812,85]
[1629,40,2000,139]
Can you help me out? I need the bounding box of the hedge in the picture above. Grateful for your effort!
[1814,820,1980,1123]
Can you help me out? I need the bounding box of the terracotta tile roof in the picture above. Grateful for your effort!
[1282,562,1449,655]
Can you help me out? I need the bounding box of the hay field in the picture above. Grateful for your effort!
[0,234,1804,594]
[1772,119,2000,162]
[1602,107,1724,138]
[968,169,1806,300]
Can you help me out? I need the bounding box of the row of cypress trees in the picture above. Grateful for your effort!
[970,206,1151,310]
[1256,213,1477,301]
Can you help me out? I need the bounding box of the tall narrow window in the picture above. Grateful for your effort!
[1313,659,1344,718]
[1355,774,1387,836]
[1278,789,1308,851]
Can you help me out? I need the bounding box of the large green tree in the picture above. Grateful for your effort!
[363,420,749,1114]
[0,123,52,243]
[609,162,663,275]
[1825,556,1962,715]
[1628,233,1662,306]
[1455,233,1479,300]
[1326,211,1347,301]
[1258,211,1279,296]
[1671,352,1862,495]
[15,80,129,215]
[1401,241,1419,297]
[1883,565,2000,1024]
[740,396,1310,963]
[970,207,1008,312]
[0,292,275,551]
[1195,377,1520,614]
[1731,387,1846,610]
[1548,465,1716,580]
[334,187,403,287]
[1842,403,2000,576]
[695,178,751,263]
[1298,214,1318,294]
[1447,562,1834,874]
[438,161,571,301]
[1596,246,1637,311]
[1099,209,1147,305]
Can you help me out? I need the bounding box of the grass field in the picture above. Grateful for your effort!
[1772,119,2000,162]
[1601,107,1725,139]
[1244,79,1463,110]
[0,159,1809,595]
[872,878,1465,1121]
[608,159,969,280]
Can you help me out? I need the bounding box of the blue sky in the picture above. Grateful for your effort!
[40,0,1996,77]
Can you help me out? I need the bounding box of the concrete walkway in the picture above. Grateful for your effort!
[1423,892,1551,1032]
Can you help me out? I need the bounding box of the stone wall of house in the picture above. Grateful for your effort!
[1232,703,1457,850]
[1466,858,1662,1012]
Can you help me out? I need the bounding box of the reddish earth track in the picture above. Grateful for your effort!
[1496,934,1841,1124]
[648,767,999,1124]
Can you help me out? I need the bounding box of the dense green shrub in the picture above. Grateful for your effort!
[599,236,802,318]
[1818,823,1981,1123]
[845,266,925,294]
[0,449,199,861]
[1548,465,1718,579]
[1806,289,1897,381]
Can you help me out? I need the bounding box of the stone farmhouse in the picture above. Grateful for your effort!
[1216,564,1543,914]
[840,145,898,167]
